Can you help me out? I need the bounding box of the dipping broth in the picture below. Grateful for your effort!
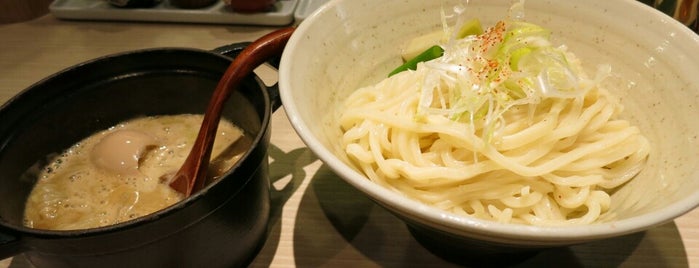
[23,114,248,230]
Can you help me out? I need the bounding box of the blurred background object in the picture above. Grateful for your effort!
[639,0,699,32]
[108,0,162,8]
[0,0,53,23]
[224,0,276,13]
[170,0,217,9]
[8,0,695,32]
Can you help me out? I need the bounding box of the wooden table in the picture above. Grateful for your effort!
[0,15,698,268]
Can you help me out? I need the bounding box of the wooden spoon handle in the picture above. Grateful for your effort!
[170,27,295,197]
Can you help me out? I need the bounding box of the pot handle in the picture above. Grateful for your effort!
[212,42,282,112]
[0,230,26,259]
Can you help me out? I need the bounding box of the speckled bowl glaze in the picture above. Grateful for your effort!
[279,0,699,251]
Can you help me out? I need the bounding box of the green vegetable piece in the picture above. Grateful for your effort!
[504,80,527,99]
[508,47,532,71]
[389,45,444,77]
[401,30,445,61]
[456,18,484,38]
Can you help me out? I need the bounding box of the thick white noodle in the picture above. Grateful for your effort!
[340,70,650,226]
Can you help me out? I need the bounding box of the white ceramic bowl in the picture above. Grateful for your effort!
[279,0,699,249]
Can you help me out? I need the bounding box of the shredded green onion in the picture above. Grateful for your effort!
[408,4,610,142]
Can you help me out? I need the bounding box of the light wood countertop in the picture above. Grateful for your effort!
[0,15,698,268]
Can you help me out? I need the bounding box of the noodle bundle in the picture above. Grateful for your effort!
[339,5,649,226]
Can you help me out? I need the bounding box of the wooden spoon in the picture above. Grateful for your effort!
[169,27,295,197]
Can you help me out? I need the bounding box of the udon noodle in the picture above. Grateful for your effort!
[339,5,650,226]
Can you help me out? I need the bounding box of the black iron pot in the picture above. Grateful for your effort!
[0,42,278,267]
